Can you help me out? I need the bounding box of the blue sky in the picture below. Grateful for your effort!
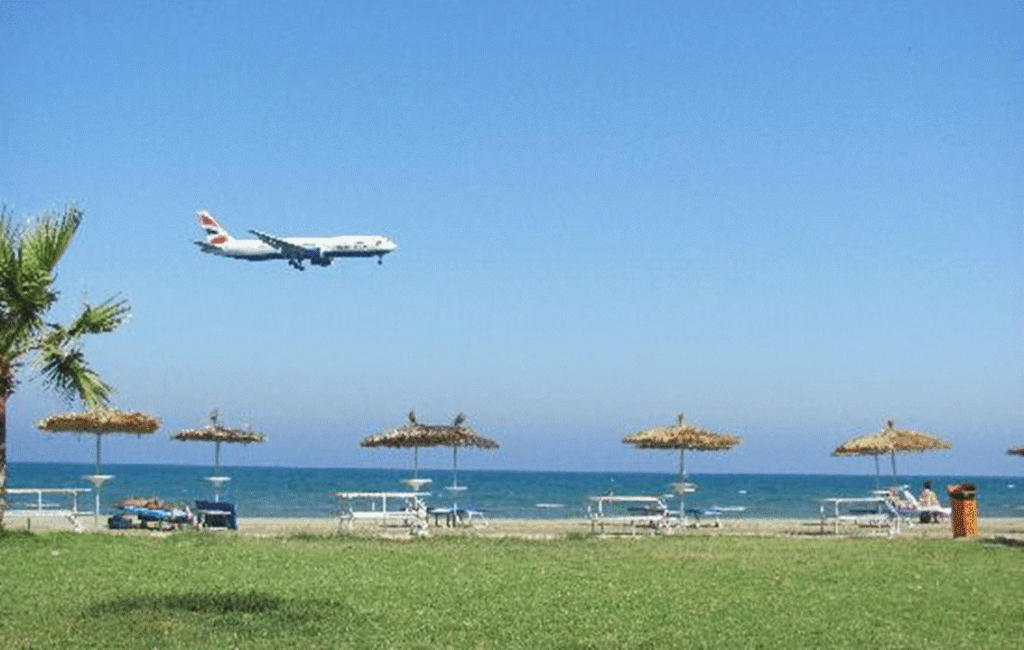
[2,0,1021,476]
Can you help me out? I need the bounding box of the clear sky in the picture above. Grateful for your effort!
[2,0,1021,477]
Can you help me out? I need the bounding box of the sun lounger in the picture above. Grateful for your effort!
[588,496,669,534]
[879,486,951,524]
[115,503,196,530]
[195,500,238,530]
[6,488,91,532]
[681,506,746,528]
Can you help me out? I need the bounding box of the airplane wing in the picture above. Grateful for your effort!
[248,229,314,257]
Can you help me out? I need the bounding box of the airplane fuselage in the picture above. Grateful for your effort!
[203,235,396,262]
[194,210,397,269]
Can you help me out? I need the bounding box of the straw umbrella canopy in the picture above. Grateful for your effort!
[362,411,499,490]
[361,411,439,479]
[833,419,953,488]
[1008,446,1024,457]
[36,409,160,475]
[623,413,742,481]
[171,410,266,475]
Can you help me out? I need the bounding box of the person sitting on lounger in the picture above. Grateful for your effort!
[918,481,944,523]
[884,487,912,511]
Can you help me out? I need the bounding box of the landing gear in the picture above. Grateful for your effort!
[288,258,305,270]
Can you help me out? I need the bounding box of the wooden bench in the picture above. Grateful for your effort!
[6,488,92,532]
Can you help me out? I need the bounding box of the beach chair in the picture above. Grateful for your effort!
[881,486,951,524]
[195,500,238,530]
[682,506,746,528]
[115,503,196,530]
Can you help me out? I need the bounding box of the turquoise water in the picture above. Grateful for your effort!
[8,462,1022,519]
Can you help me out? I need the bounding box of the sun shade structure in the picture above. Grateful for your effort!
[361,411,441,479]
[833,420,953,488]
[623,413,741,526]
[37,409,160,475]
[37,409,160,515]
[623,413,742,480]
[172,411,266,501]
[363,411,499,492]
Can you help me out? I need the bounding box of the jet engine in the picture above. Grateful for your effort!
[310,248,332,266]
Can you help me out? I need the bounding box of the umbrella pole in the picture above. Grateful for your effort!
[210,441,227,503]
[890,450,898,487]
[93,434,104,519]
[874,455,881,491]
[413,448,419,478]
[451,445,461,515]
[679,449,687,527]
[452,445,458,490]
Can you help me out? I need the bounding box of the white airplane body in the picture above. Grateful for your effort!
[194,211,397,270]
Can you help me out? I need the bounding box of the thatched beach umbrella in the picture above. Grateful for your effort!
[364,411,499,496]
[36,409,160,514]
[623,413,742,481]
[360,411,439,483]
[833,419,952,488]
[623,413,741,524]
[172,411,266,500]
[37,409,160,475]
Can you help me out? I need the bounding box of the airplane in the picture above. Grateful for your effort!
[194,210,397,270]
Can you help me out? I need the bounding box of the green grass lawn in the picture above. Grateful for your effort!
[1,531,1020,649]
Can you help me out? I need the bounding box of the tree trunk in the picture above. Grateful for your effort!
[1,358,11,530]
[1,392,7,530]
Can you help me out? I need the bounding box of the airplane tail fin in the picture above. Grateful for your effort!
[196,210,234,246]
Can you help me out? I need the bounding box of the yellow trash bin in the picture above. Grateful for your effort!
[946,483,978,538]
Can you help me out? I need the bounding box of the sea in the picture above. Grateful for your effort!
[7,462,1023,520]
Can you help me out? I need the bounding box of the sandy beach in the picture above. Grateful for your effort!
[7,512,1024,541]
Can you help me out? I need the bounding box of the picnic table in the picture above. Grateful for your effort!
[6,488,92,532]
[335,491,429,532]
[819,496,900,536]
[588,495,670,534]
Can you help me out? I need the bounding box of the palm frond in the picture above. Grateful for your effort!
[37,341,113,408]
[66,297,131,337]
[19,206,83,276]
[0,207,72,355]
[0,208,18,268]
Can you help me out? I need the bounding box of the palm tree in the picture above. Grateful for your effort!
[1,205,129,527]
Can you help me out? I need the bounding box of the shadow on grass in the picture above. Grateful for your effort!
[95,592,289,616]
[86,591,372,642]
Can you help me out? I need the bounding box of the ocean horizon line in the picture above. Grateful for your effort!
[10,460,1018,480]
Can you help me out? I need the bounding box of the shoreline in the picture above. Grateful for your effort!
[7,513,1024,540]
